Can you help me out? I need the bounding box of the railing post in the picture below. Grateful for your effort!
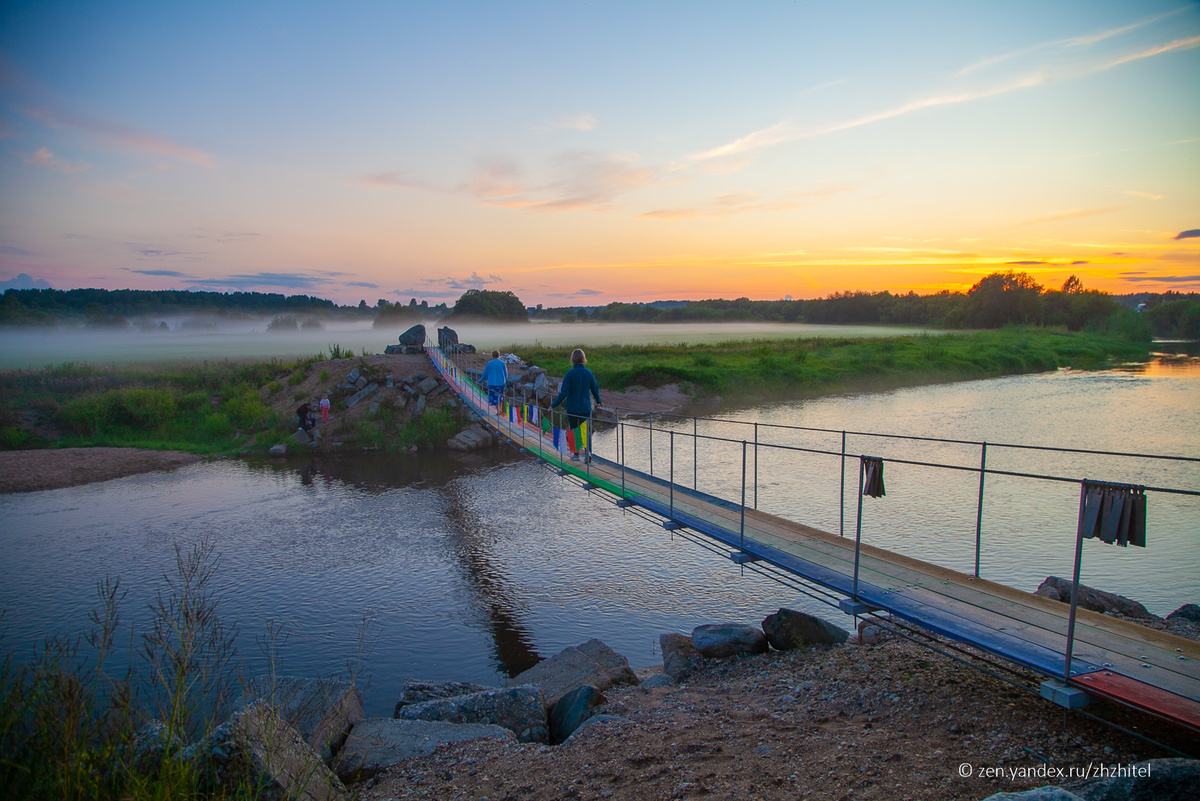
[1063,482,1090,687]
[649,412,654,477]
[669,430,675,519]
[753,422,759,510]
[693,416,698,489]
[620,414,627,500]
[839,431,847,538]
[586,409,593,480]
[975,441,987,578]
[852,457,866,601]
[739,440,748,553]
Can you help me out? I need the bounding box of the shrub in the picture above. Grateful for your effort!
[221,386,269,429]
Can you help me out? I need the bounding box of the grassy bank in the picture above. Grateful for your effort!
[514,327,1152,404]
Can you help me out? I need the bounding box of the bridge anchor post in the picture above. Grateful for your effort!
[1039,680,1093,709]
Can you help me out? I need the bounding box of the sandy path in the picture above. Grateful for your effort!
[0,448,204,493]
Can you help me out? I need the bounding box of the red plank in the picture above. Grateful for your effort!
[1074,670,1200,731]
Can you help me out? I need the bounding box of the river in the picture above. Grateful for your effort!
[1,358,1196,718]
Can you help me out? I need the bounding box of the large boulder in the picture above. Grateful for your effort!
[504,643,631,709]
[238,677,363,764]
[398,324,426,347]
[437,326,459,349]
[762,608,849,649]
[576,639,639,688]
[1034,577,1154,619]
[395,685,548,743]
[659,633,701,681]
[195,701,348,801]
[549,684,605,745]
[691,623,769,658]
[334,718,513,782]
[393,680,495,717]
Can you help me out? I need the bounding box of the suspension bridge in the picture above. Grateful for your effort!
[427,346,1200,738]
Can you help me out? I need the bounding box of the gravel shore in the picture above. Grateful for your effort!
[358,633,1199,801]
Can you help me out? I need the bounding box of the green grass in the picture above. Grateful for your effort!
[514,327,1151,403]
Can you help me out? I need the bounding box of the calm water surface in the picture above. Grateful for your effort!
[1,359,1197,717]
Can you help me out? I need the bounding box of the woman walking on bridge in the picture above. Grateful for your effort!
[552,348,602,462]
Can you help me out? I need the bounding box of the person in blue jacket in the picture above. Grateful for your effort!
[482,350,508,408]
[551,348,602,461]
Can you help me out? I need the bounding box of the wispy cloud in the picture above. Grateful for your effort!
[472,150,667,212]
[0,272,52,290]
[23,106,217,168]
[1014,206,1126,226]
[532,113,598,133]
[392,272,509,300]
[639,183,859,221]
[1175,229,1200,241]
[355,170,437,190]
[127,269,189,277]
[1125,190,1163,200]
[21,146,89,172]
[1118,272,1200,284]
[1104,34,1200,69]
[0,246,31,256]
[186,273,322,290]
[345,281,379,289]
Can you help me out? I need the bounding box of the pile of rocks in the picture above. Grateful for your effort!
[659,608,851,682]
[384,324,427,355]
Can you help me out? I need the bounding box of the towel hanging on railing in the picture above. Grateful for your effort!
[1078,481,1146,548]
[861,456,885,498]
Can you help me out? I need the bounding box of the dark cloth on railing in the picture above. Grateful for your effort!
[1079,482,1146,548]
[862,456,885,498]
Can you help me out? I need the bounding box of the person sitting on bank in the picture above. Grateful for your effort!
[551,348,602,461]
[482,349,508,408]
[296,401,315,432]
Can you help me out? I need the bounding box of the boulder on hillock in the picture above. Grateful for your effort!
[398,324,425,347]
[1168,604,1200,624]
[1034,576,1155,620]
[392,680,495,717]
[334,718,513,782]
[762,608,849,649]
[691,623,768,658]
[394,684,548,743]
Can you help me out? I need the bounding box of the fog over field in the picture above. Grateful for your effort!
[0,319,943,370]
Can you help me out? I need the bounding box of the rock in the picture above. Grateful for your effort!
[334,718,513,782]
[385,376,394,388]
[504,645,621,709]
[660,633,701,681]
[1168,604,1200,624]
[398,324,426,347]
[982,758,1200,800]
[577,639,639,688]
[393,680,495,716]
[437,326,458,349]
[448,426,495,451]
[195,701,348,801]
[430,382,450,397]
[368,402,379,415]
[346,368,360,383]
[354,376,368,391]
[1064,757,1200,800]
[238,677,363,764]
[762,608,850,649]
[395,685,548,743]
[344,382,379,409]
[415,376,439,395]
[291,429,312,445]
[858,624,885,645]
[1034,577,1154,619]
[638,674,675,689]
[533,373,549,399]
[549,684,605,745]
[412,395,426,416]
[384,344,403,355]
[269,444,287,457]
[691,623,769,658]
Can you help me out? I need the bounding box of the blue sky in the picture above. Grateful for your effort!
[1,1,1197,305]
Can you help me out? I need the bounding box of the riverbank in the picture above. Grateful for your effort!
[358,633,1199,801]
[0,447,203,493]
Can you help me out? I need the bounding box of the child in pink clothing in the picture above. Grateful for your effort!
[319,394,331,423]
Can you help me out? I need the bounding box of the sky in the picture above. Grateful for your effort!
[0,1,1198,307]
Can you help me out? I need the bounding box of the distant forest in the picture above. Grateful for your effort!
[2,272,1197,339]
